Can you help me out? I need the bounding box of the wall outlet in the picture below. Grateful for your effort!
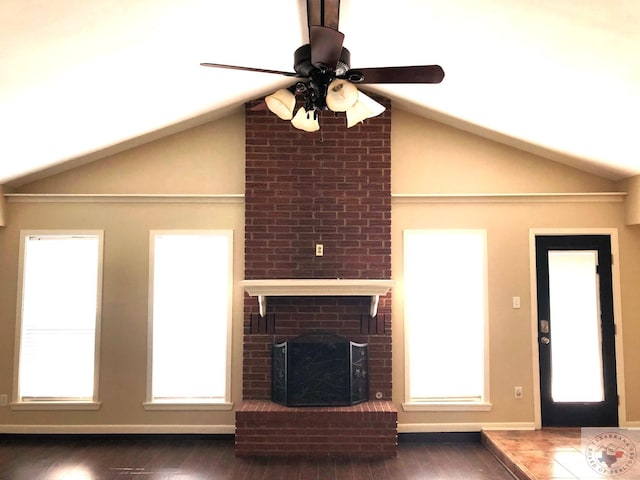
[514,386,523,399]
[315,244,324,256]
[0,394,8,406]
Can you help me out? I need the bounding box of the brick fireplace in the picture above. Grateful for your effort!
[237,95,397,457]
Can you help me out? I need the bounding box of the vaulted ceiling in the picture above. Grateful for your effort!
[1,0,638,185]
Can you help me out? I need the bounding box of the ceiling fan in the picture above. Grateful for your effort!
[201,0,444,132]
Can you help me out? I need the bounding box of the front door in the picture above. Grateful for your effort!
[535,235,618,427]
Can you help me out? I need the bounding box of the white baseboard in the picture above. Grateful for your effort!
[0,425,235,435]
[4,422,630,435]
[399,422,536,433]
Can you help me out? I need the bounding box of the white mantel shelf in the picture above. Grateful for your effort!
[239,279,394,318]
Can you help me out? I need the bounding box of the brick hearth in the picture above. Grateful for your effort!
[235,400,398,458]
[239,95,394,457]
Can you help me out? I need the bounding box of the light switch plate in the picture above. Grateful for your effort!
[512,296,521,309]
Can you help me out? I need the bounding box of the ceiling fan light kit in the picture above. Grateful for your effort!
[202,0,444,132]
[325,79,359,112]
[291,107,321,132]
[265,89,296,120]
[346,91,386,128]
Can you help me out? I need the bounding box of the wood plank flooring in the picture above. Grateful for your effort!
[0,434,514,479]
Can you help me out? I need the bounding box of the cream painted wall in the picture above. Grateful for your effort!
[392,110,640,429]
[0,111,245,432]
[0,184,5,226]
[17,110,245,195]
[0,202,244,431]
[618,175,640,225]
[1,106,639,432]
[392,110,615,195]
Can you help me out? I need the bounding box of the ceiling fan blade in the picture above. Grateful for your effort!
[307,0,340,31]
[344,65,445,84]
[310,25,344,69]
[200,62,300,78]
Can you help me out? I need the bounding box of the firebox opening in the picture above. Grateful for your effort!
[272,332,368,407]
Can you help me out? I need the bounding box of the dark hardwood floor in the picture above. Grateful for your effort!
[0,434,514,480]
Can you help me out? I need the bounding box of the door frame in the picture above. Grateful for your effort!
[528,228,627,429]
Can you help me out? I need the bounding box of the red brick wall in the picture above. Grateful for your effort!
[243,95,392,401]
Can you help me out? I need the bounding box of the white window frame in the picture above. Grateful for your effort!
[12,230,104,410]
[144,230,233,411]
[402,229,492,412]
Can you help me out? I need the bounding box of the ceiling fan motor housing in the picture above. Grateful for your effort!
[294,44,353,112]
[294,44,351,77]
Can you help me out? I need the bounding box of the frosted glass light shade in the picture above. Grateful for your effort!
[291,107,320,132]
[346,91,386,128]
[326,79,359,112]
[265,89,296,120]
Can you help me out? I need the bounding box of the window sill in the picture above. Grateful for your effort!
[402,402,493,412]
[143,402,234,411]
[11,401,101,411]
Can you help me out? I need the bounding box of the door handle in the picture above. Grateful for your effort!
[540,336,550,345]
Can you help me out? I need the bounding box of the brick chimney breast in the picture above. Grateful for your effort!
[243,95,392,401]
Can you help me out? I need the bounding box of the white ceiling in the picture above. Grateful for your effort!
[1,0,638,185]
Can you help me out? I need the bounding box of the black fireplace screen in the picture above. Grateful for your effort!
[272,332,368,407]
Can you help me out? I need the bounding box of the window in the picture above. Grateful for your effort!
[15,232,103,406]
[403,230,490,410]
[146,231,233,409]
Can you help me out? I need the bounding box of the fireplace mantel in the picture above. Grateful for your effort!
[240,279,394,317]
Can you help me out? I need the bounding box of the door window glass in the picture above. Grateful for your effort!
[548,250,604,402]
